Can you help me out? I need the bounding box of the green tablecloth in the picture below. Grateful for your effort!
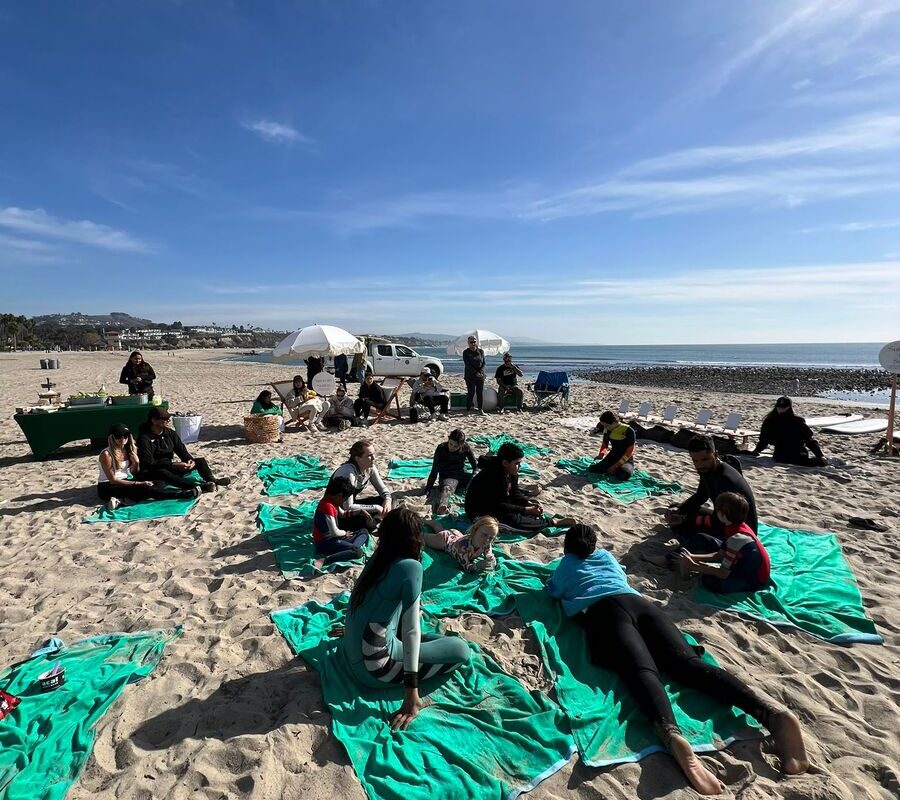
[14,402,169,460]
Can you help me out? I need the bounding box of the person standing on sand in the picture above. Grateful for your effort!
[547,524,808,795]
[119,350,156,399]
[462,336,486,415]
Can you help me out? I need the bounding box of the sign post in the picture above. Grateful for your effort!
[878,341,900,456]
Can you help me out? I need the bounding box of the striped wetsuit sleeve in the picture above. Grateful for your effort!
[399,562,423,687]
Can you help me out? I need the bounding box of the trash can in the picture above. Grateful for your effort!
[40,359,48,369]
[173,415,202,444]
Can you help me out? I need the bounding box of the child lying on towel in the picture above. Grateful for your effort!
[314,476,377,565]
[422,516,499,573]
[676,492,771,594]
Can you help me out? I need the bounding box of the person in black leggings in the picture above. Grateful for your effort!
[135,406,230,492]
[547,525,809,795]
[462,336,486,415]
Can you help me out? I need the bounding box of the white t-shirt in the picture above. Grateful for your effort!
[98,448,132,483]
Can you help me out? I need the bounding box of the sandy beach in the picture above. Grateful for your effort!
[1,348,898,800]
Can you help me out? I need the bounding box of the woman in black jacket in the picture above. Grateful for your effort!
[119,351,156,399]
[462,335,486,415]
[751,397,826,466]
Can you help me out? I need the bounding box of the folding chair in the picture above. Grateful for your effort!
[692,409,712,430]
[720,412,759,446]
[371,378,404,425]
[526,371,571,410]
[659,404,678,426]
[271,380,296,423]
[634,402,653,422]
[618,399,632,419]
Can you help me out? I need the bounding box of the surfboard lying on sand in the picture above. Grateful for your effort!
[806,414,864,428]
[822,418,889,434]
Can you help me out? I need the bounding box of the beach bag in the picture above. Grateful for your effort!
[244,414,281,444]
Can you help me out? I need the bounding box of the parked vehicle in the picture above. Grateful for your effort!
[365,339,444,378]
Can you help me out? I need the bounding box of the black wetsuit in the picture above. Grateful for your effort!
[464,456,545,532]
[754,412,824,466]
[589,423,636,480]
[354,381,387,418]
[463,347,486,411]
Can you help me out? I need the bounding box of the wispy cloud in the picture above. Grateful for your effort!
[800,218,900,234]
[0,207,152,253]
[242,119,314,145]
[0,233,62,265]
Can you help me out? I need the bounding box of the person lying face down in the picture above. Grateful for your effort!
[421,515,499,573]
[546,524,809,796]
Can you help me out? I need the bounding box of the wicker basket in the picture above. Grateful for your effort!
[244,414,281,444]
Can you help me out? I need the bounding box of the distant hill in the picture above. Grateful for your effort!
[32,311,155,328]
[396,332,455,343]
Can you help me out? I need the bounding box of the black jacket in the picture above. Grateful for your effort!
[463,347,486,380]
[677,459,758,533]
[425,442,478,491]
[756,412,823,461]
[464,457,528,519]
[136,423,192,470]
[358,381,387,405]
[119,362,156,392]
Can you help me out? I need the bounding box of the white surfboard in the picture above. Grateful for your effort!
[822,418,889,434]
[806,414,864,428]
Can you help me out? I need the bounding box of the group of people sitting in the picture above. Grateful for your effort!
[321,445,808,795]
[96,406,230,511]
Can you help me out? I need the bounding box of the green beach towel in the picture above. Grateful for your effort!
[0,628,181,800]
[257,454,331,496]
[386,458,435,480]
[83,470,203,523]
[271,595,575,800]
[555,457,682,504]
[257,502,374,578]
[469,434,553,457]
[515,591,760,766]
[693,522,883,645]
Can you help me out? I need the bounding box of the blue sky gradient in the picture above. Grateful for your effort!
[1,1,899,343]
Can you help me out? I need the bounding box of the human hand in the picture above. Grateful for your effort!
[664,509,684,526]
[382,497,393,515]
[390,689,423,731]
[526,503,542,516]
[141,481,155,488]
[436,504,449,516]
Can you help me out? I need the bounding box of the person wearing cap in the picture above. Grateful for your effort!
[135,406,231,492]
[424,429,478,514]
[323,385,356,431]
[410,370,450,421]
[462,336,487,415]
[494,353,524,413]
[354,372,387,423]
[98,423,199,511]
[751,397,827,466]
[119,351,156,400]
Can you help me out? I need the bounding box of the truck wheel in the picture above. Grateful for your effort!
[424,363,441,377]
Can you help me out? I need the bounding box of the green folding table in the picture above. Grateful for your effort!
[14,402,170,460]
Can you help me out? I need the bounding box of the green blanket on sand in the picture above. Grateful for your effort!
[256,454,331,496]
[694,523,883,645]
[83,470,203,523]
[514,590,761,766]
[0,628,181,800]
[257,502,375,578]
[271,594,575,800]
[386,457,473,481]
[469,434,553,457]
[555,457,682,504]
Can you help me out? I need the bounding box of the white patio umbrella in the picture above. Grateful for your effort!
[272,324,365,361]
[447,329,510,356]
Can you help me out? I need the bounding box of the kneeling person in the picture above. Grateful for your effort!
[314,476,376,564]
[677,492,770,593]
[589,410,635,480]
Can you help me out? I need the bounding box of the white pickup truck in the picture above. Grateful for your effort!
[365,340,444,378]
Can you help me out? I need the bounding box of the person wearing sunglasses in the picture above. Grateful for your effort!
[97,423,199,512]
[462,336,486,416]
[494,352,524,413]
[323,385,356,431]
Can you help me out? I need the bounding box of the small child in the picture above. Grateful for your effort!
[422,516,499,573]
[677,492,770,593]
[313,476,374,564]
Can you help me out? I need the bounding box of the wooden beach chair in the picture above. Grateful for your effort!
[618,399,632,419]
[691,409,713,431]
[371,378,404,425]
[634,402,653,422]
[657,404,678,426]
[720,412,759,446]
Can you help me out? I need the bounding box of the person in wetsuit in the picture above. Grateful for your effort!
[588,410,636,480]
[751,396,826,466]
[342,508,471,730]
[548,524,808,795]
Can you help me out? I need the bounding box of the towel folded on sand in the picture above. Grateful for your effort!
[694,522,883,645]
[83,470,203,523]
[0,628,181,800]
[257,502,375,578]
[556,458,682,504]
[271,595,575,800]
[469,433,553,457]
[514,590,761,766]
[256,454,331,496]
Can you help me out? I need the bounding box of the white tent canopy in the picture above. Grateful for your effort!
[272,324,365,361]
[447,329,511,356]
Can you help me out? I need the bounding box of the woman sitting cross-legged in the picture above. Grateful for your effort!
[331,439,392,518]
[547,524,809,795]
[341,508,471,729]
[98,423,199,511]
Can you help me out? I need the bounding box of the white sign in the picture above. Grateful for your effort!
[311,371,337,396]
[879,340,900,373]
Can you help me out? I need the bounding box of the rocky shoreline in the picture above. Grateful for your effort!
[575,365,891,397]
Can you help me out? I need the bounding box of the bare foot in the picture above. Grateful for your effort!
[768,709,809,774]
[668,732,724,795]
[556,516,577,526]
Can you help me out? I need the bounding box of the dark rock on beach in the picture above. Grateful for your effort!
[575,365,891,397]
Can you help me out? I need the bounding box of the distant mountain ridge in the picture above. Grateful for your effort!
[32,311,156,328]
[396,332,558,346]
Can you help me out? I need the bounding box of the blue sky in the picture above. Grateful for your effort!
[1,0,899,344]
